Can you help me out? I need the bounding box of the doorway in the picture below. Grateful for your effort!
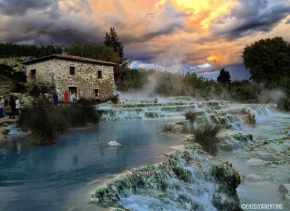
[31,69,36,82]
[68,86,77,97]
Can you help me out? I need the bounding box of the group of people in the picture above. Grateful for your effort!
[39,92,59,106]
[0,90,79,119]
[38,90,78,105]
[64,91,78,103]
[0,95,20,119]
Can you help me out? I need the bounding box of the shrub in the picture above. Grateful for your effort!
[62,98,100,127]
[18,99,100,145]
[29,84,49,97]
[12,82,26,93]
[192,122,222,156]
[18,101,69,145]
[12,71,27,82]
[277,97,290,111]
[185,111,196,123]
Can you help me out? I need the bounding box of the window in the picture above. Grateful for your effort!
[70,66,75,75]
[98,70,102,79]
[94,89,99,97]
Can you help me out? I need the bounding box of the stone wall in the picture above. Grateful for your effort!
[25,59,115,100]
[0,57,31,71]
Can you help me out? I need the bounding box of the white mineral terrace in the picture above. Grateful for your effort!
[93,96,290,211]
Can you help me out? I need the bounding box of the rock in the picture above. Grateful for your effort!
[92,146,242,210]
[0,133,7,143]
[0,127,9,135]
[210,162,241,191]
[210,162,242,211]
[246,158,265,165]
[244,174,263,182]
[183,135,194,142]
[171,124,184,133]
[107,141,122,147]
[242,109,256,124]
[278,184,290,194]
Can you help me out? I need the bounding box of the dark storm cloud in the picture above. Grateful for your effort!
[0,0,55,15]
[1,13,104,45]
[211,0,290,40]
[144,21,185,40]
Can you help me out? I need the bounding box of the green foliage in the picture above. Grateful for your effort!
[217,68,231,83]
[243,37,290,84]
[154,72,186,96]
[268,77,290,97]
[18,99,100,145]
[153,72,229,99]
[29,84,49,97]
[229,80,258,102]
[12,71,27,82]
[192,122,223,156]
[12,82,26,93]
[62,98,100,127]
[0,64,26,82]
[66,43,120,63]
[185,111,196,123]
[277,97,290,111]
[117,68,150,91]
[104,27,124,62]
[18,101,69,145]
[0,43,63,58]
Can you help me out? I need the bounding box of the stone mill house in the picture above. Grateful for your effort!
[23,54,117,100]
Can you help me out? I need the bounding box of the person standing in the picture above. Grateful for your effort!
[44,92,49,101]
[53,93,59,106]
[0,96,5,118]
[64,90,69,104]
[70,93,76,102]
[15,96,20,115]
[9,96,16,119]
[39,93,43,100]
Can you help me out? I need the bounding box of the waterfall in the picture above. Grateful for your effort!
[92,144,241,211]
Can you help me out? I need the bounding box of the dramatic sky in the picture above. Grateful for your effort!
[1,0,290,80]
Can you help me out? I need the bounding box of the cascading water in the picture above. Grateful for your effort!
[92,145,241,211]
[93,97,290,210]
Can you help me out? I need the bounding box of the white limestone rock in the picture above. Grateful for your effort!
[171,124,183,133]
[183,135,194,142]
[246,158,265,165]
[107,141,122,147]
[244,174,264,182]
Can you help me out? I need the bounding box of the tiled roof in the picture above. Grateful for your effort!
[22,54,118,66]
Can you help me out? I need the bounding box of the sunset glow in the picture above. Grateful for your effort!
[1,0,290,78]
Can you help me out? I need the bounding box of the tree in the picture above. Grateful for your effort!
[242,37,290,84]
[104,28,124,63]
[217,68,231,83]
[104,27,131,86]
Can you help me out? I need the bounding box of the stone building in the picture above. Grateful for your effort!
[23,54,117,100]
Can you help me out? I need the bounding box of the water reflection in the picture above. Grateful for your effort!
[0,120,184,211]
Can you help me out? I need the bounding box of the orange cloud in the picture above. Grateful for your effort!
[1,0,290,73]
[156,0,237,31]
